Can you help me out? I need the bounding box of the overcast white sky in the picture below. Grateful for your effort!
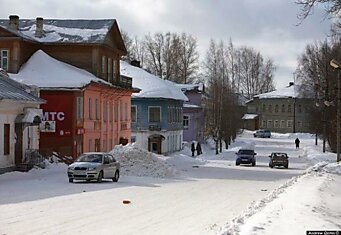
[0,0,332,88]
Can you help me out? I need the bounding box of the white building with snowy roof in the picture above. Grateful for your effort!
[245,82,314,133]
[121,61,188,154]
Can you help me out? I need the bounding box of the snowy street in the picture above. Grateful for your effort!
[0,131,340,235]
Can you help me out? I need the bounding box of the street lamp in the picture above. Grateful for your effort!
[330,59,341,162]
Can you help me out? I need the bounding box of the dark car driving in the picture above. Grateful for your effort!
[236,149,256,166]
[268,152,289,169]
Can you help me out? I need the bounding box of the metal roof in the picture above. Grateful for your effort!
[0,19,115,44]
[0,71,45,103]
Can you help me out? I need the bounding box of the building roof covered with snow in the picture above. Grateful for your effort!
[0,17,114,44]
[253,83,313,100]
[9,50,113,89]
[175,83,204,92]
[0,69,44,103]
[120,61,188,101]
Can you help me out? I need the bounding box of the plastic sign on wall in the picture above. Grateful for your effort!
[40,111,65,133]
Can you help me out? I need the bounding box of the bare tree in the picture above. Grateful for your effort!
[204,40,241,153]
[296,39,341,152]
[236,46,275,99]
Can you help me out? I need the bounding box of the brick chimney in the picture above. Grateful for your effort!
[35,17,44,38]
[130,60,141,68]
[9,15,19,30]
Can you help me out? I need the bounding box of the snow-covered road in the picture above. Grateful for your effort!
[0,132,336,235]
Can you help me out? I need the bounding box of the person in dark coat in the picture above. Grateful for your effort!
[196,142,202,156]
[295,138,300,149]
[191,142,196,157]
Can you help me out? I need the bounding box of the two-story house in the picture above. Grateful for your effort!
[10,50,137,158]
[0,15,136,158]
[245,83,314,133]
[120,61,188,154]
[0,69,45,172]
[175,83,206,143]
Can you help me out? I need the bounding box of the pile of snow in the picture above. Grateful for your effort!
[110,144,177,178]
[309,161,341,175]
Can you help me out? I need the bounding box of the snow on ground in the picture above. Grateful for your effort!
[219,132,341,235]
[0,130,340,235]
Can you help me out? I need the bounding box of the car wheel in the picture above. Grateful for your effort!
[285,163,289,169]
[113,170,119,182]
[236,162,240,166]
[69,178,73,183]
[252,162,256,166]
[97,171,103,183]
[269,164,273,168]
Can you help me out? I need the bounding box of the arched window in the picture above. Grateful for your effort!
[268,105,272,113]
[281,104,285,112]
[288,104,292,113]
[275,104,279,113]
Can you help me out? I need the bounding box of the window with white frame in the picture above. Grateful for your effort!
[76,97,83,120]
[125,103,128,121]
[113,59,118,79]
[109,101,113,122]
[108,57,112,83]
[101,56,106,78]
[297,121,302,128]
[288,104,292,113]
[183,115,189,128]
[95,98,100,120]
[120,100,123,121]
[1,50,9,71]
[281,104,285,112]
[274,120,279,128]
[267,120,273,128]
[131,105,137,123]
[275,104,279,113]
[287,120,293,128]
[149,106,161,122]
[103,100,107,122]
[280,120,285,128]
[89,98,93,120]
[114,100,118,122]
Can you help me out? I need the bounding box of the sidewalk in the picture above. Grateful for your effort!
[221,162,341,235]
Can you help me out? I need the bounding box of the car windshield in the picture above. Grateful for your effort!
[76,154,103,163]
[238,150,254,155]
[272,153,287,158]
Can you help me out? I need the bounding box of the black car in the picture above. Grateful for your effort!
[268,152,289,169]
[236,149,256,166]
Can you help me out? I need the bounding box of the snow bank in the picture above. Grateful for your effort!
[309,161,341,175]
[220,173,304,235]
[110,144,177,178]
[220,160,341,234]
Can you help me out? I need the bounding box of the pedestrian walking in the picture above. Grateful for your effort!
[295,138,300,149]
[191,142,196,157]
[196,142,202,156]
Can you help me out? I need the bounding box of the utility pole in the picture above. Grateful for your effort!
[330,59,341,162]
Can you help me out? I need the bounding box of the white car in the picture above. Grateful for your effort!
[67,152,120,183]
[254,129,271,138]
